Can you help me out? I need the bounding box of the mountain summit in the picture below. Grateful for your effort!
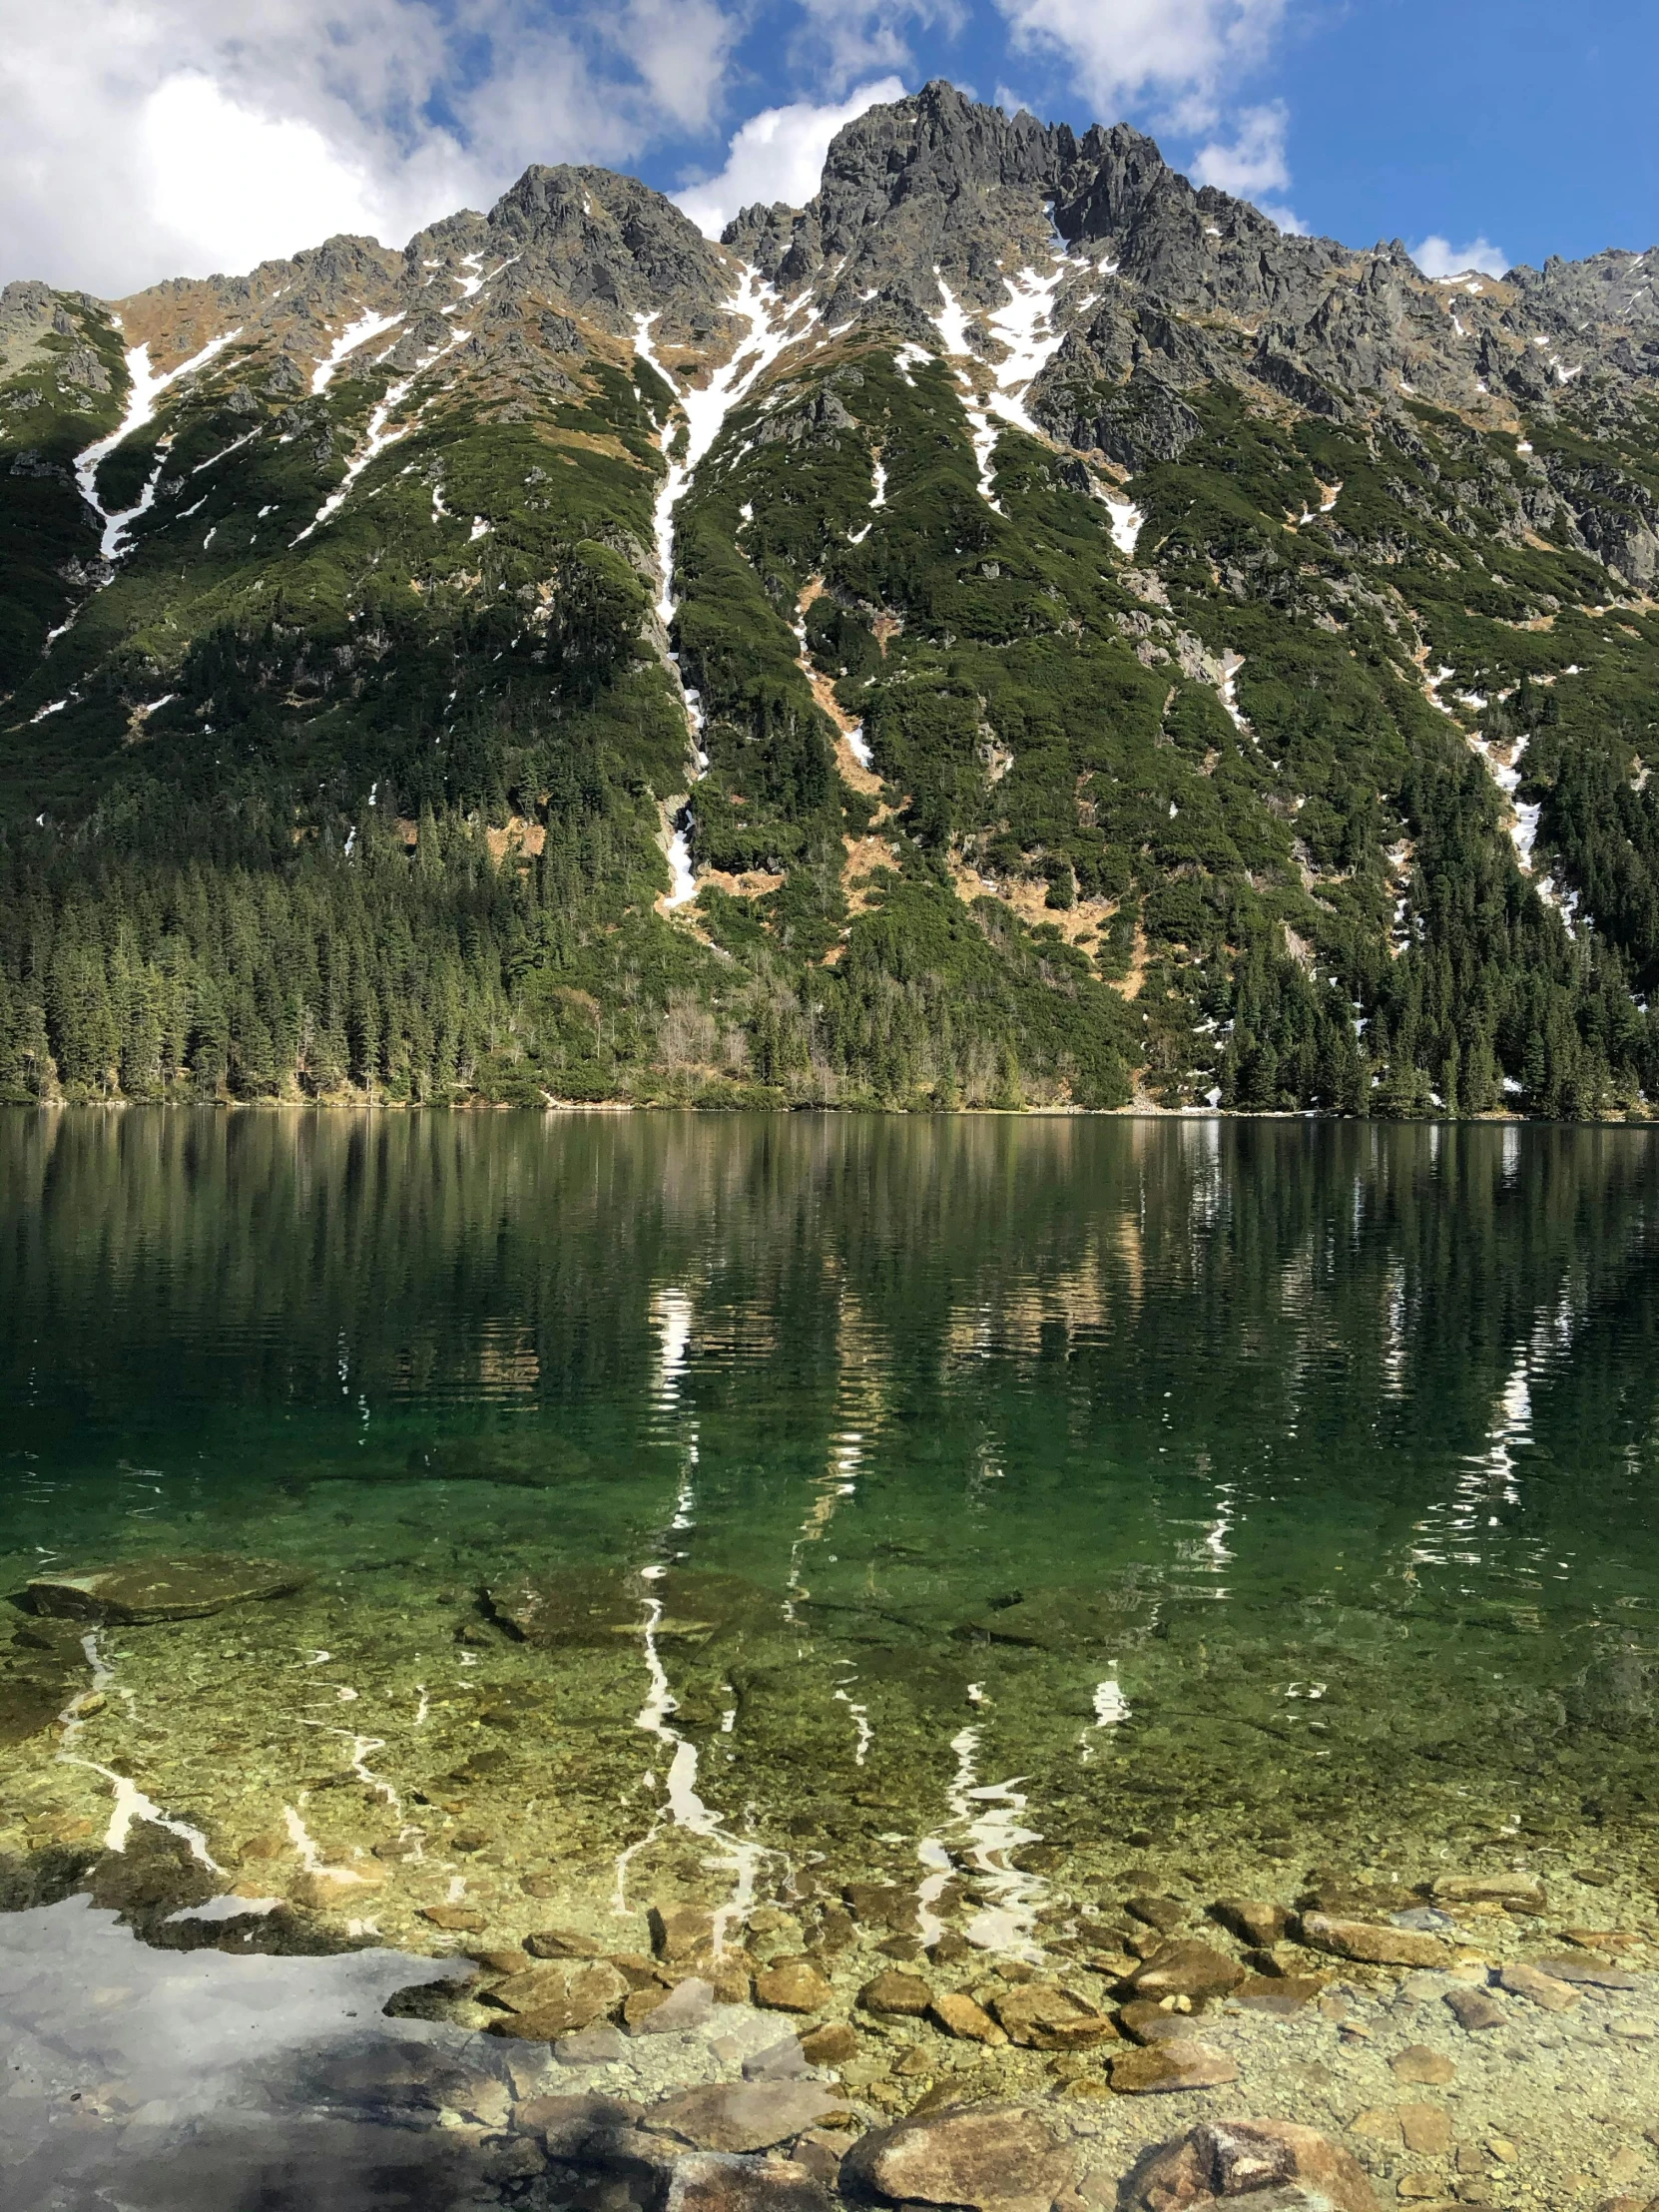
[2,82,1657,1113]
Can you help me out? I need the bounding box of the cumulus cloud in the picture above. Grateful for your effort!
[1189,101,1306,233]
[1411,234,1509,280]
[992,0,1286,127]
[675,77,906,236]
[1190,102,1288,197]
[0,0,744,295]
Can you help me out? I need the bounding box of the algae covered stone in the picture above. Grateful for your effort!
[26,1555,305,1624]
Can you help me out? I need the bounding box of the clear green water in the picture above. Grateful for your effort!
[5,1108,1659,1937]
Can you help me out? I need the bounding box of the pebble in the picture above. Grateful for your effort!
[1444,1986,1506,2031]
[1398,2102,1453,2155]
[1108,2042,1238,2094]
[798,2022,858,2066]
[928,1992,1006,2046]
[1391,2044,1457,2084]
[1496,1963,1579,2012]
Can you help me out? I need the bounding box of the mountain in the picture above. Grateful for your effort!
[2,81,1658,1114]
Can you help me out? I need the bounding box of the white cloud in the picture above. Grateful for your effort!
[790,0,954,90]
[675,77,907,237]
[0,0,745,295]
[993,0,1286,125]
[1189,103,1307,232]
[1191,103,1288,197]
[139,76,394,271]
[1410,234,1509,280]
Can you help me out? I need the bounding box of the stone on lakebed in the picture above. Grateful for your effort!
[838,2102,1071,2211]
[1127,1940,1247,2001]
[1120,2118,1378,2210]
[26,1555,306,1624]
[1297,1914,1450,1968]
[662,2153,832,2212]
[642,2080,851,2154]
[1108,2043,1239,2095]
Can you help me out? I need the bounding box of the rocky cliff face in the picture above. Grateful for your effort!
[0,83,1656,1115]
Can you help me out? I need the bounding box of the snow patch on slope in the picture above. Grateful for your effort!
[311,310,404,394]
[73,330,243,561]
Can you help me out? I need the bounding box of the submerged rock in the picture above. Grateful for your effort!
[1119,2118,1378,2209]
[756,1957,833,2012]
[1429,1871,1546,1909]
[1210,1899,1292,1948]
[1117,2000,1202,2045]
[1495,1961,1578,2010]
[799,2020,858,2065]
[483,1957,627,2037]
[1443,1984,1506,2031]
[1126,1940,1247,2001]
[929,1991,1007,2045]
[957,1587,1151,1651]
[839,2102,1070,2210]
[642,2080,851,2153]
[1108,2043,1238,2094]
[989,1983,1117,2049]
[1388,2044,1455,2084]
[1297,1914,1449,1968]
[1530,1951,1640,1988]
[662,2152,833,2212]
[25,1555,305,1625]
[482,1567,767,1648]
[859,1969,932,2016]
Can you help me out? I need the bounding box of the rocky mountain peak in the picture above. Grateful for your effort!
[486,163,735,336]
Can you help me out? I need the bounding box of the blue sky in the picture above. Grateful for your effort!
[0,0,1653,295]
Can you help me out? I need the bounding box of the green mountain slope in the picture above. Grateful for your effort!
[2,85,1658,1113]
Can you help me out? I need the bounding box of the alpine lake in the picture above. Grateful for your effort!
[6,1107,1659,2210]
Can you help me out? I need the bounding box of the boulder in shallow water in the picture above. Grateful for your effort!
[1108,2043,1238,2094]
[990,1983,1117,2049]
[756,1957,833,2012]
[839,2103,1070,2210]
[663,2153,833,2212]
[1210,1898,1292,1948]
[1296,1914,1449,1968]
[642,2080,851,2153]
[482,1566,767,1648]
[1119,2118,1378,2208]
[25,1555,305,1624]
[859,1969,932,2016]
[483,1957,627,2037]
[957,1587,1151,1652]
[1127,1940,1247,2001]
